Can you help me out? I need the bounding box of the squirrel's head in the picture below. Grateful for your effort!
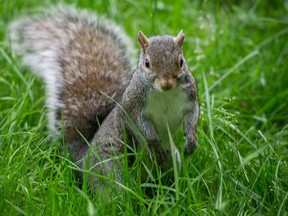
[137,30,186,91]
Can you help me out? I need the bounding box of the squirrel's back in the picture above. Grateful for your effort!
[10,5,136,158]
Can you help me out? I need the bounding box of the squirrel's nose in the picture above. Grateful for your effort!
[159,78,173,91]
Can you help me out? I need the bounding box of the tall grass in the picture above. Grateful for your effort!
[1,0,287,215]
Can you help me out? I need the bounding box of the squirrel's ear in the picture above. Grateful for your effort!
[138,31,150,49]
[175,30,185,47]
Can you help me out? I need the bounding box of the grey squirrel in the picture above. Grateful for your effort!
[10,5,199,190]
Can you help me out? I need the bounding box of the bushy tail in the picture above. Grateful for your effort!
[9,5,136,162]
[9,5,135,135]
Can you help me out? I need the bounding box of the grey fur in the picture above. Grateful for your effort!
[82,32,199,189]
[9,5,136,162]
[10,6,199,191]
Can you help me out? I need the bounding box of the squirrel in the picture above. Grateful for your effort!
[86,31,200,188]
[9,5,199,190]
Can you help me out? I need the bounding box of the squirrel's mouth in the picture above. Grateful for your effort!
[154,78,175,91]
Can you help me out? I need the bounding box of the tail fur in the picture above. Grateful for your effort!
[9,5,135,160]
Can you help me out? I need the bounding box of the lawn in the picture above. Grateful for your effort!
[0,0,288,215]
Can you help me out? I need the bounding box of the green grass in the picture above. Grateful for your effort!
[1,0,288,215]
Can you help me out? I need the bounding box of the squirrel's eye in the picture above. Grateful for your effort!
[180,58,184,67]
[145,59,150,68]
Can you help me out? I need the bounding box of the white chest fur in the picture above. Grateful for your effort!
[144,86,191,149]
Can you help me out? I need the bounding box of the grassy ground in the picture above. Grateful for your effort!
[1,0,288,215]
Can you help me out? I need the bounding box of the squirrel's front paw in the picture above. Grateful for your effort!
[184,138,197,156]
